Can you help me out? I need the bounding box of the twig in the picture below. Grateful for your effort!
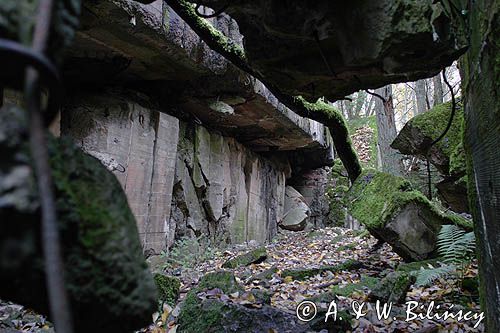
[365,89,387,103]
[25,0,74,332]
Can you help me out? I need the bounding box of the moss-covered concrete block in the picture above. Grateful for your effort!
[391,101,470,213]
[347,169,471,261]
[392,101,464,175]
[369,272,415,304]
[222,247,267,269]
[154,274,181,306]
[178,271,309,332]
[282,259,363,281]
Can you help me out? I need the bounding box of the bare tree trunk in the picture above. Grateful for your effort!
[366,95,375,116]
[433,74,444,106]
[415,79,427,114]
[402,84,408,124]
[374,85,401,175]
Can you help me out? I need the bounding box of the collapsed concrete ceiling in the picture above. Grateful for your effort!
[184,0,467,101]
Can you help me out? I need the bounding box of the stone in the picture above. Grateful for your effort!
[249,265,278,282]
[282,259,363,281]
[222,247,267,269]
[289,168,331,228]
[396,259,441,273]
[390,91,469,214]
[391,101,464,176]
[178,271,309,332]
[182,0,466,101]
[435,176,470,213]
[0,106,157,332]
[347,170,471,261]
[279,186,310,231]
[369,272,415,304]
[153,274,181,306]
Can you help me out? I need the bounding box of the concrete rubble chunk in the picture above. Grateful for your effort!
[347,170,471,261]
[279,186,310,231]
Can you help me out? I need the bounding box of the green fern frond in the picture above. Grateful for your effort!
[437,225,475,264]
[415,264,457,287]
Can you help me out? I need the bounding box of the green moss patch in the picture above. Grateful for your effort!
[282,259,363,281]
[369,272,415,304]
[331,275,380,297]
[347,169,471,230]
[178,271,244,332]
[409,101,463,158]
[222,247,267,269]
[153,274,180,306]
[396,258,442,273]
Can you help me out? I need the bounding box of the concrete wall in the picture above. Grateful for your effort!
[62,91,287,253]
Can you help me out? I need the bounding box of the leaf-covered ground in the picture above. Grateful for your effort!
[146,227,482,333]
[0,227,482,332]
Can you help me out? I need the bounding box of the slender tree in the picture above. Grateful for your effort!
[433,74,444,106]
[415,79,427,114]
[374,86,402,175]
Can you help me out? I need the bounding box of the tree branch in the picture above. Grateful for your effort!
[365,89,387,103]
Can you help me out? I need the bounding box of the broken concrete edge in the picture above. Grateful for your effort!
[347,169,472,232]
[166,0,362,181]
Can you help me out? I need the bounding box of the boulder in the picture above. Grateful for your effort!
[279,186,310,231]
[391,101,464,175]
[347,170,471,261]
[0,106,157,332]
[369,272,415,304]
[222,247,267,269]
[178,271,309,332]
[435,176,470,213]
[331,275,380,297]
[391,102,470,214]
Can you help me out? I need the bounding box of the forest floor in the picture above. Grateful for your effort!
[0,227,482,333]
[144,227,483,333]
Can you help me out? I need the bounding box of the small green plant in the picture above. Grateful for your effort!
[162,235,217,269]
[414,224,475,287]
